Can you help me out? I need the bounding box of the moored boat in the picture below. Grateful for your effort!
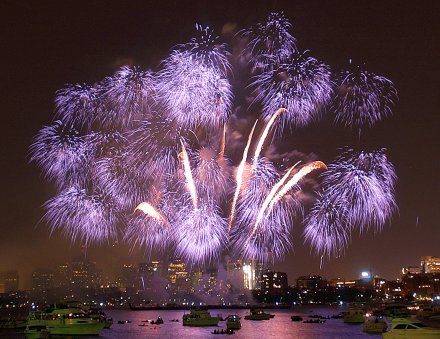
[24,324,50,339]
[291,315,303,321]
[344,305,365,324]
[244,308,271,320]
[226,315,241,330]
[27,306,106,336]
[383,317,440,338]
[182,309,220,326]
[362,317,387,333]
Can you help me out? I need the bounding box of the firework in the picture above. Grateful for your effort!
[174,202,228,265]
[31,14,397,266]
[253,51,333,129]
[241,12,297,68]
[29,120,90,188]
[193,147,230,202]
[320,149,397,232]
[158,25,232,129]
[99,66,157,130]
[126,117,189,178]
[43,186,120,245]
[54,83,99,130]
[303,193,350,258]
[333,62,397,128]
[124,202,171,256]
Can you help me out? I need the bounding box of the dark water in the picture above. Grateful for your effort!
[5,305,381,338]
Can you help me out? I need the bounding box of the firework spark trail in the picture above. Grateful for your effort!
[219,124,227,159]
[269,161,327,211]
[229,120,258,230]
[252,108,285,169]
[135,202,169,224]
[250,161,300,237]
[179,139,198,209]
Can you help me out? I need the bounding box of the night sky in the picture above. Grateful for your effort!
[1,0,439,289]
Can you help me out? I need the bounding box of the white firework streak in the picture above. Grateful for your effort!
[252,108,286,169]
[179,139,198,209]
[135,202,169,224]
[229,120,258,230]
[250,161,301,237]
[269,161,327,211]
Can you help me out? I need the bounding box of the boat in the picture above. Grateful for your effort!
[383,317,440,338]
[417,306,440,320]
[27,306,106,336]
[24,324,50,339]
[383,304,411,319]
[226,315,241,330]
[343,306,365,323]
[362,317,387,333]
[151,317,164,325]
[244,308,271,320]
[291,315,303,321]
[182,309,220,326]
[88,307,113,328]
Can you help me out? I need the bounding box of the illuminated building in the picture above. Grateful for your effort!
[243,262,255,290]
[402,266,422,275]
[260,270,288,296]
[32,269,54,291]
[70,255,101,288]
[119,264,137,289]
[55,263,70,288]
[0,270,19,293]
[225,259,244,291]
[167,259,190,293]
[297,275,328,291]
[421,256,440,273]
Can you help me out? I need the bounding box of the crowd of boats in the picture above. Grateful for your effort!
[0,300,438,338]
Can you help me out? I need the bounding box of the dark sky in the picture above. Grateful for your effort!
[1,0,439,289]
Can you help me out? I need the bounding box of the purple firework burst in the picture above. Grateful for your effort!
[98,66,157,130]
[303,193,350,259]
[29,121,90,188]
[320,148,397,232]
[43,186,121,245]
[333,63,397,128]
[54,83,99,130]
[253,50,333,129]
[240,12,297,68]
[30,14,398,267]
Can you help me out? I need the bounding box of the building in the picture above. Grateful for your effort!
[0,270,19,293]
[421,256,440,273]
[138,261,163,290]
[32,269,54,291]
[70,255,101,288]
[54,263,70,288]
[167,259,190,293]
[402,266,422,275]
[118,264,137,290]
[297,275,328,291]
[260,270,288,296]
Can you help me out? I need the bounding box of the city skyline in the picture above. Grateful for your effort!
[1,1,439,290]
